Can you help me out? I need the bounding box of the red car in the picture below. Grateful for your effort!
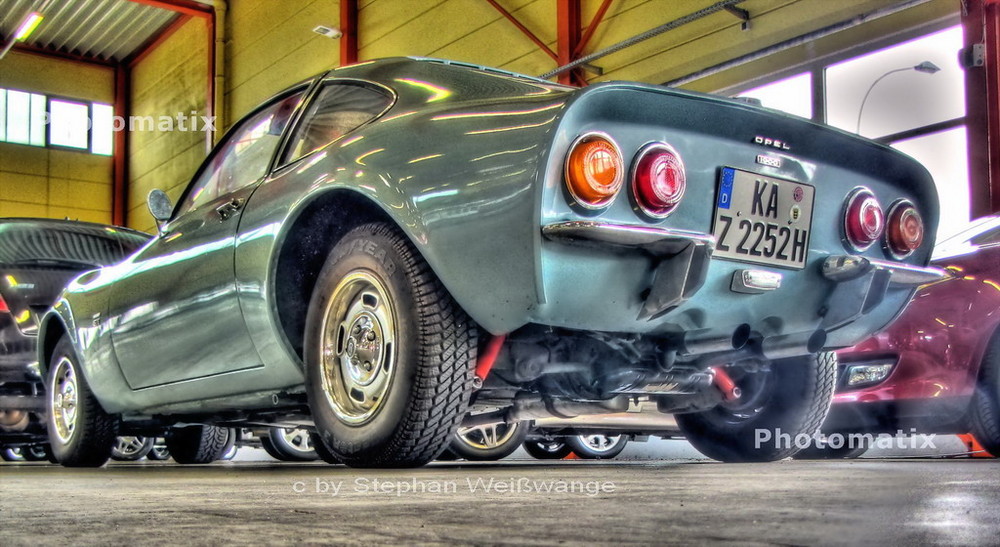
[803,217,1000,458]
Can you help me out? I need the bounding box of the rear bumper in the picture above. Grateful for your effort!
[538,222,947,348]
[542,221,713,320]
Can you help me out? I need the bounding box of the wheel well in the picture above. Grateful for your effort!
[274,190,395,359]
[38,317,67,377]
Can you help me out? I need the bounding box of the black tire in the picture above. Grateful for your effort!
[111,437,155,461]
[675,352,838,463]
[522,440,573,460]
[308,432,342,464]
[304,223,477,468]
[971,333,1000,457]
[565,434,629,459]
[46,336,118,467]
[792,440,869,460]
[260,428,319,462]
[166,425,232,464]
[0,448,22,461]
[448,421,529,461]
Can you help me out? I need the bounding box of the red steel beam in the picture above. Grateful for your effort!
[124,0,211,18]
[557,0,583,86]
[113,64,130,226]
[964,0,1000,217]
[341,0,358,65]
[574,0,613,57]
[485,0,558,61]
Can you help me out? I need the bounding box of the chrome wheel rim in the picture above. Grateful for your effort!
[115,437,147,456]
[50,357,79,444]
[457,422,520,450]
[319,270,396,425]
[276,428,314,455]
[579,434,622,453]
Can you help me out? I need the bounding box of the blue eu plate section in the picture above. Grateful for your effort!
[718,167,734,210]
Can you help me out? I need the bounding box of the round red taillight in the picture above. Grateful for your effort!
[886,200,924,257]
[844,188,884,250]
[632,143,686,218]
[564,133,623,208]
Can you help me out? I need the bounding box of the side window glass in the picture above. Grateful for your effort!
[282,83,393,164]
[177,91,304,215]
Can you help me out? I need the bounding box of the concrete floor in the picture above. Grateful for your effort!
[2,458,998,545]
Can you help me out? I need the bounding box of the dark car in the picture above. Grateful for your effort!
[798,216,1000,459]
[39,57,944,468]
[0,218,150,459]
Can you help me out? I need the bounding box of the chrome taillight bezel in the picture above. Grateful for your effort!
[842,187,884,252]
[563,131,624,210]
[630,142,686,219]
[883,199,924,259]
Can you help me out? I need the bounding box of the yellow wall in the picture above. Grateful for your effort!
[226,0,340,122]
[0,51,113,223]
[128,17,210,233]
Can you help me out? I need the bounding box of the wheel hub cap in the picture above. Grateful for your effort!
[50,357,79,444]
[319,270,396,425]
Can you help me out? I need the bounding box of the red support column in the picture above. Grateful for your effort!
[340,0,358,66]
[113,64,130,226]
[556,0,582,86]
[964,0,1000,218]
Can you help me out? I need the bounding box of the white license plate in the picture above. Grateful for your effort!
[712,167,815,270]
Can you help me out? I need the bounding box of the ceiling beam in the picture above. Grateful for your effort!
[124,0,212,18]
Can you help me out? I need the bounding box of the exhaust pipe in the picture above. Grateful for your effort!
[760,329,826,360]
[460,394,630,428]
[670,324,751,356]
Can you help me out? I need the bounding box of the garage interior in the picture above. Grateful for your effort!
[2,0,999,544]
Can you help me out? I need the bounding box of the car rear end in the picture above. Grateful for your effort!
[0,219,150,447]
[533,82,944,353]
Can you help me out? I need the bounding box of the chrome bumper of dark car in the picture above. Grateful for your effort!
[819,255,949,330]
[541,221,715,320]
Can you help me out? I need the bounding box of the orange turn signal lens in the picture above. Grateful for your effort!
[565,133,623,208]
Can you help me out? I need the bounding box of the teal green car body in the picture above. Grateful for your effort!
[38,58,943,422]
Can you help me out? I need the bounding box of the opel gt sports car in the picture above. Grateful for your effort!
[38,58,945,468]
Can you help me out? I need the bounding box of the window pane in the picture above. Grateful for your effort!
[826,25,965,138]
[91,103,114,155]
[891,127,969,241]
[0,89,6,142]
[29,93,46,146]
[49,99,90,149]
[178,91,304,214]
[283,83,394,164]
[6,90,31,144]
[736,72,812,119]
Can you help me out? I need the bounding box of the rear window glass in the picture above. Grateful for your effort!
[282,83,393,165]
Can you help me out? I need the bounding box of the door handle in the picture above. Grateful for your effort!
[215,197,245,221]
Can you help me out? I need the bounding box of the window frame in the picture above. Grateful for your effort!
[272,77,397,172]
[0,86,112,155]
[46,94,94,152]
[170,84,312,221]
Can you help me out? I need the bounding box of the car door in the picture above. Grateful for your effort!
[108,90,304,390]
